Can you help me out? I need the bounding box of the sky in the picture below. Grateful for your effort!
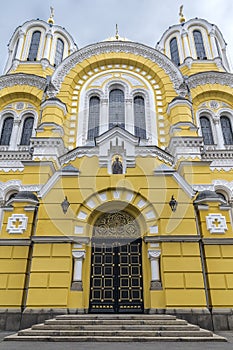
[0,0,233,74]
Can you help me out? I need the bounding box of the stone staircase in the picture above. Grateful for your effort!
[4,314,226,342]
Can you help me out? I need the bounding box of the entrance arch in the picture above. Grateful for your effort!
[89,211,143,313]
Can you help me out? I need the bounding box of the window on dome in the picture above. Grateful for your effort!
[87,96,100,140]
[134,96,146,139]
[200,116,214,145]
[54,38,64,66]
[0,117,14,146]
[170,37,180,66]
[220,116,233,145]
[193,30,206,60]
[109,89,125,129]
[28,31,41,61]
[20,117,34,145]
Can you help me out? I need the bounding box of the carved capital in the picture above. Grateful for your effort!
[148,250,161,260]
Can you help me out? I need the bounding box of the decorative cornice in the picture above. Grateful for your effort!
[202,149,233,161]
[52,41,184,94]
[135,146,173,165]
[144,235,200,243]
[0,151,32,161]
[60,147,99,165]
[0,73,46,91]
[188,71,233,90]
[31,236,90,244]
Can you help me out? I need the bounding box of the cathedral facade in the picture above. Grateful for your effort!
[0,10,233,331]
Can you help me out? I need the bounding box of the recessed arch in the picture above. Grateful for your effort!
[52,41,184,99]
[74,189,158,237]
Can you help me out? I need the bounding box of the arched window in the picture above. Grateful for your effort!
[28,31,41,61]
[193,30,206,60]
[54,38,64,67]
[0,117,13,145]
[134,96,146,139]
[20,117,34,145]
[200,116,214,145]
[87,96,100,140]
[109,89,125,129]
[220,116,233,145]
[170,37,180,66]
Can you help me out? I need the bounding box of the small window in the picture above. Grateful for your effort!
[87,96,100,140]
[193,30,206,60]
[54,38,64,66]
[170,37,180,66]
[0,117,14,145]
[109,89,125,129]
[28,31,41,61]
[20,117,34,145]
[200,116,214,145]
[134,96,146,139]
[220,116,233,145]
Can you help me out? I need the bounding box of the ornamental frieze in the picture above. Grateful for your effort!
[0,73,46,91]
[52,42,184,94]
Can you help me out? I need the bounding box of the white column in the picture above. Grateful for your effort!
[182,30,191,58]
[125,98,134,134]
[148,250,162,290]
[71,250,85,290]
[15,31,25,60]
[100,99,108,134]
[44,33,53,61]
[209,31,218,58]
[213,116,225,148]
[9,120,20,150]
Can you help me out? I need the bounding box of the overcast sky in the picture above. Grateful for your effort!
[0,0,233,74]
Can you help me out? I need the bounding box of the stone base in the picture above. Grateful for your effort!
[0,308,87,331]
[148,308,233,331]
[1,308,233,331]
[71,281,83,291]
[150,281,162,290]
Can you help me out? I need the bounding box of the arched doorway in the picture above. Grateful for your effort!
[89,211,143,313]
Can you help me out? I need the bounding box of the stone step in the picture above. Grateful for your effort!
[56,314,176,320]
[44,318,189,326]
[32,323,200,331]
[3,314,227,342]
[17,329,213,337]
[5,334,227,342]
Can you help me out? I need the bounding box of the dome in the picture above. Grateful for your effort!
[14,191,39,202]
[194,190,225,203]
[156,17,230,72]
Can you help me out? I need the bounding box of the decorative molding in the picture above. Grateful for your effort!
[6,214,28,234]
[0,73,46,91]
[0,161,25,172]
[206,214,228,234]
[188,72,233,90]
[31,236,90,244]
[52,41,184,94]
[144,235,200,243]
[148,250,161,259]
[0,239,31,245]
[193,184,214,192]
[135,146,173,165]
[0,151,32,161]
[60,147,99,165]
